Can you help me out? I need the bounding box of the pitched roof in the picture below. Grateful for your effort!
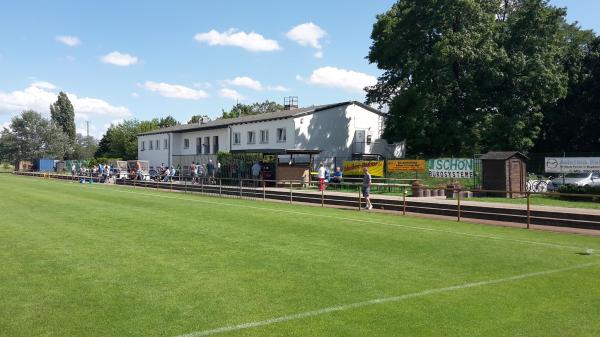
[138,101,385,136]
[479,151,528,160]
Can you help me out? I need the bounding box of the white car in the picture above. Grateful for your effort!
[547,172,600,191]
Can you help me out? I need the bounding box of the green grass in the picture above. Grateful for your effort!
[468,194,600,210]
[1,174,600,337]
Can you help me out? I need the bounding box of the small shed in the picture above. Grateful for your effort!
[480,151,528,198]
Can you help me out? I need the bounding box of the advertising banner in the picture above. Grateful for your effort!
[545,157,600,173]
[387,159,427,173]
[343,161,384,177]
[428,158,474,178]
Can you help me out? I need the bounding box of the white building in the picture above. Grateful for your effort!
[137,101,399,170]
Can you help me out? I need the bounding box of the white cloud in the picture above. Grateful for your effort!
[194,29,281,52]
[130,92,140,98]
[314,51,323,59]
[101,51,139,66]
[225,76,263,91]
[305,66,377,93]
[266,85,289,92]
[224,76,288,92]
[0,82,132,119]
[141,81,208,100]
[193,82,212,89]
[219,88,244,101]
[56,35,81,47]
[286,22,326,49]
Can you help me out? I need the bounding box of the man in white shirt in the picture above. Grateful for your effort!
[251,162,262,186]
[318,163,326,191]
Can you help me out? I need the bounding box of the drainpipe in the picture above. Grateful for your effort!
[168,133,172,167]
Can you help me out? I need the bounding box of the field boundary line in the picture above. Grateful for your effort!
[174,262,598,336]
[13,175,598,253]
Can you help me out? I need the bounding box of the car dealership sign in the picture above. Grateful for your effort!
[545,157,600,173]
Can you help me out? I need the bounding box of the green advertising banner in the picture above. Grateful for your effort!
[427,158,473,178]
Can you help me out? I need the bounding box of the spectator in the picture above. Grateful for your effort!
[251,162,261,185]
[190,161,197,183]
[318,163,326,191]
[71,163,76,176]
[332,167,343,183]
[362,167,373,210]
[162,167,171,182]
[207,160,215,184]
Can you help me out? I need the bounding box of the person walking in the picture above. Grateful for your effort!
[190,161,197,184]
[318,163,326,191]
[207,160,215,184]
[362,166,373,210]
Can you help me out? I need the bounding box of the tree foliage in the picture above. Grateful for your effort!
[50,92,76,142]
[367,0,579,156]
[221,100,284,119]
[95,119,161,160]
[187,114,209,124]
[0,110,71,162]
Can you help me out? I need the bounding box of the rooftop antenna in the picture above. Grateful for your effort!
[284,96,298,110]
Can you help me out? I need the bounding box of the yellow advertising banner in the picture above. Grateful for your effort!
[343,161,384,177]
[387,159,427,173]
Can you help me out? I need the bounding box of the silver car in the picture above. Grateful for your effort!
[548,172,600,191]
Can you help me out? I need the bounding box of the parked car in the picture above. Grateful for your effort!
[547,172,600,191]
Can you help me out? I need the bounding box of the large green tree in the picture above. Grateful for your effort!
[221,100,284,119]
[534,33,600,153]
[50,92,76,142]
[367,0,571,156]
[95,119,160,159]
[0,110,71,162]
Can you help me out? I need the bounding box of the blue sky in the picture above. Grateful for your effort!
[0,1,597,138]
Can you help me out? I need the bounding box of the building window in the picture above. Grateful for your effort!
[247,131,256,144]
[149,140,153,150]
[196,137,202,154]
[184,138,190,149]
[233,132,241,145]
[260,130,269,144]
[141,141,145,151]
[155,139,159,150]
[203,136,210,154]
[277,128,287,142]
[213,136,219,153]
[163,139,168,149]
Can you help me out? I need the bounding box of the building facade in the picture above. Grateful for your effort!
[137,101,396,169]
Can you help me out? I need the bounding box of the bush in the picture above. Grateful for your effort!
[558,185,600,195]
[2,162,11,169]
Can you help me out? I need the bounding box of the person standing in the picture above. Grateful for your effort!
[318,163,326,191]
[362,166,373,210]
[190,161,197,184]
[207,160,215,184]
[251,162,261,186]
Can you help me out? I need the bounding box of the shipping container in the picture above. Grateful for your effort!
[34,158,55,172]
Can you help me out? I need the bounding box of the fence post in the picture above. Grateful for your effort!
[526,191,531,229]
[201,178,204,194]
[184,178,187,194]
[321,187,324,207]
[457,188,461,222]
[290,182,293,204]
[263,182,266,201]
[170,178,172,192]
[239,179,243,198]
[358,185,362,211]
[219,179,222,197]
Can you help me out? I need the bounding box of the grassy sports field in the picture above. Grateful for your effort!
[1,174,600,337]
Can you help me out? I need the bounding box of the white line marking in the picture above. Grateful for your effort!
[175,262,598,337]
[14,175,599,254]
